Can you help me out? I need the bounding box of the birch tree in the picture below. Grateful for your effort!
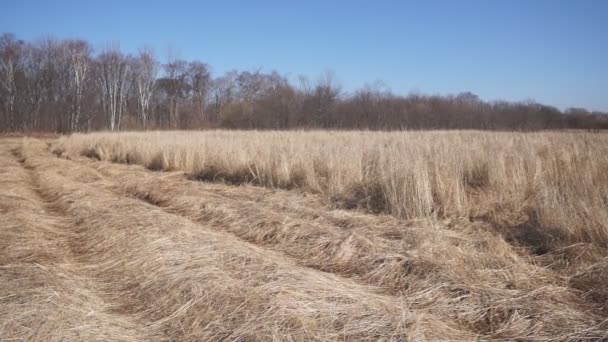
[97,46,130,131]
[64,40,91,132]
[133,47,157,129]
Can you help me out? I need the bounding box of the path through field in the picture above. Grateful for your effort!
[1,138,607,341]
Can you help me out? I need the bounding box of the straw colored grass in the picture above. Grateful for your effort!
[1,130,608,341]
[56,130,608,249]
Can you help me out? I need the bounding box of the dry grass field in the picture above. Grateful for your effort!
[2,130,608,341]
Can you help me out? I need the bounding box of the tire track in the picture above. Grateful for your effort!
[14,138,608,341]
[18,139,468,341]
[45,141,414,299]
[52,146,459,310]
[1,140,158,341]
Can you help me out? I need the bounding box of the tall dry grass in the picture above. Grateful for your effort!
[7,139,464,341]
[56,130,608,251]
[83,152,608,339]
[3,134,608,340]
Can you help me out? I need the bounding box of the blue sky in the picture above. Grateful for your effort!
[2,0,607,111]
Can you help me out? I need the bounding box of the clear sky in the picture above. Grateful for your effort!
[2,0,607,111]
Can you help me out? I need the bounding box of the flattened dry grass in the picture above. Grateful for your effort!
[0,141,153,341]
[3,131,608,341]
[7,140,465,341]
[87,156,608,340]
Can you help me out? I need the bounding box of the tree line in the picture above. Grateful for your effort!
[1,33,607,133]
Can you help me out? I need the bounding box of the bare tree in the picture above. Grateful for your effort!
[162,55,188,128]
[312,71,340,128]
[63,40,91,132]
[96,46,130,131]
[0,33,24,131]
[211,70,238,114]
[187,61,211,124]
[2,32,608,132]
[237,70,266,101]
[21,42,44,130]
[133,47,158,129]
[47,38,79,132]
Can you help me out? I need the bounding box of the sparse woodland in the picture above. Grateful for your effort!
[1,33,607,133]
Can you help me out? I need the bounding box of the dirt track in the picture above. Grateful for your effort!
[1,138,607,341]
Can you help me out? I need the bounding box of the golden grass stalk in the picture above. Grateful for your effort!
[57,130,608,249]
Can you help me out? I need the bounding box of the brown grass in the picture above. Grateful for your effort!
[1,131,608,340]
[56,130,608,249]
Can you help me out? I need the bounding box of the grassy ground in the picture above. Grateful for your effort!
[1,131,607,341]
